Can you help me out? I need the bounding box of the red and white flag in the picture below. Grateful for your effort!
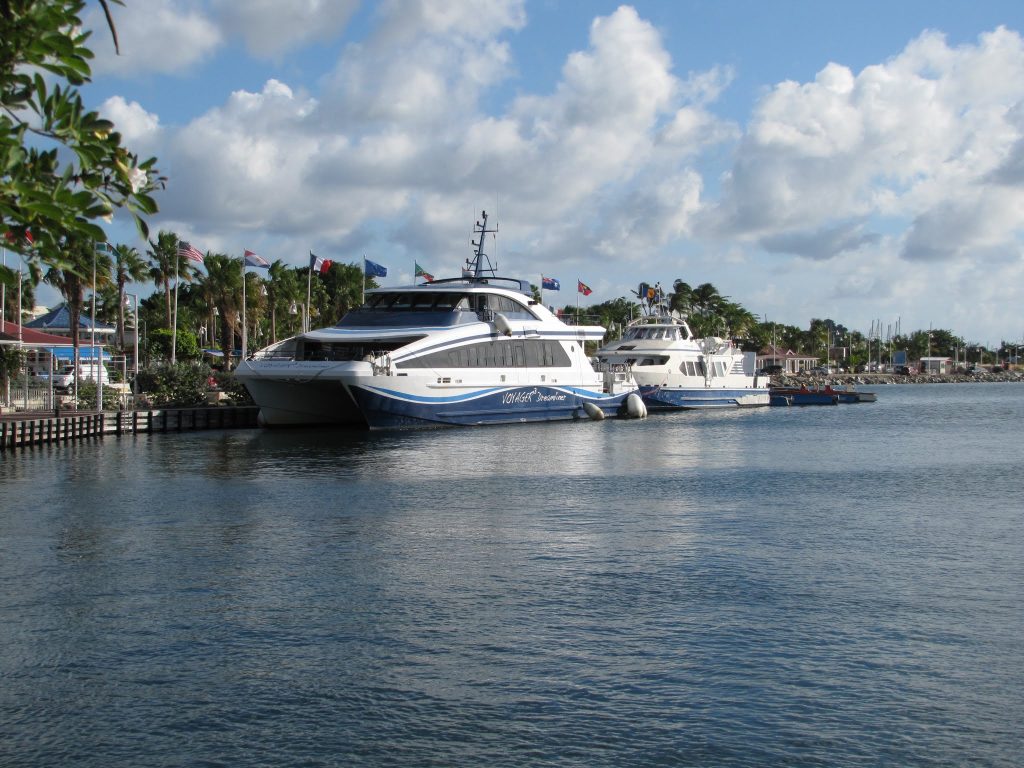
[177,241,205,264]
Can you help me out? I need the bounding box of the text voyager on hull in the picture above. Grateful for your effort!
[236,212,642,429]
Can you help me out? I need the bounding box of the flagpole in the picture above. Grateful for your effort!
[1,247,6,329]
[17,256,24,409]
[172,244,179,366]
[241,254,247,361]
[306,251,312,334]
[93,245,103,411]
[361,255,366,306]
[2,247,7,406]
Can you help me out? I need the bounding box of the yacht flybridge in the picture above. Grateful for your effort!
[236,212,643,429]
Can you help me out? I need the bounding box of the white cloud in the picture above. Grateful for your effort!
[99,96,162,151]
[148,2,732,280]
[88,0,221,76]
[211,0,359,57]
[701,26,1024,271]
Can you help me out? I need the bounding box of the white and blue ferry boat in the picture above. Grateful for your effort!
[237,212,641,429]
[594,291,769,410]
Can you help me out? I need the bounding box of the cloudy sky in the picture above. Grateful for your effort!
[47,1,1024,343]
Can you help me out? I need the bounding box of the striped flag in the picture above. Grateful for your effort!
[177,241,205,264]
[415,262,434,282]
[310,252,333,275]
[244,249,270,268]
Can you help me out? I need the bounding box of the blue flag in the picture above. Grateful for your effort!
[365,258,387,277]
[542,276,560,291]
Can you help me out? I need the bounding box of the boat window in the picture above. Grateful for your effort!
[396,338,570,369]
[251,338,299,360]
[696,361,706,376]
[292,337,422,361]
[480,293,538,320]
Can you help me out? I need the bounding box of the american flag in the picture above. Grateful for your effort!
[177,241,205,264]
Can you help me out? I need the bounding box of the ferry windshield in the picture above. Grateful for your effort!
[624,326,686,341]
[249,336,422,361]
[340,291,538,328]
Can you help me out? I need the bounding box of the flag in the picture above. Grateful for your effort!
[365,258,387,277]
[244,249,270,268]
[4,228,32,245]
[178,241,205,264]
[310,252,333,275]
[95,241,114,255]
[577,280,592,296]
[542,276,560,291]
[415,262,434,282]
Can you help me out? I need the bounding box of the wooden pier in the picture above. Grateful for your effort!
[0,406,260,451]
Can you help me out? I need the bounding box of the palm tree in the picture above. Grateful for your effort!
[193,253,242,368]
[265,259,303,343]
[669,280,694,315]
[44,238,113,359]
[720,301,758,340]
[112,244,149,350]
[147,230,182,328]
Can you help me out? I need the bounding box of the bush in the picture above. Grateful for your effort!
[135,362,208,407]
[76,381,123,410]
[213,370,254,405]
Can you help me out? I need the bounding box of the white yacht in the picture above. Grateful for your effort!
[236,212,641,428]
[595,290,769,410]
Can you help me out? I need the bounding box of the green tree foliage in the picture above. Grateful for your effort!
[135,361,207,407]
[192,252,241,366]
[147,327,199,362]
[1,0,163,279]
[43,237,111,348]
[111,242,147,348]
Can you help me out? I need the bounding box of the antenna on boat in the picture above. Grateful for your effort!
[466,210,498,280]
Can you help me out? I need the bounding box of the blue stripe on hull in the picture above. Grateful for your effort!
[349,384,630,429]
[640,386,769,410]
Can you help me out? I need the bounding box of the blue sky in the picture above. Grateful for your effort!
[22,0,1024,345]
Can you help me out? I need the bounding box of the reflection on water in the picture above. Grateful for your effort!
[1,384,1023,766]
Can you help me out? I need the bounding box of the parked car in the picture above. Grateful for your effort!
[52,363,111,391]
[810,365,835,375]
[894,365,912,375]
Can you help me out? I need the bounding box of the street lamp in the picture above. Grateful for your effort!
[125,293,139,402]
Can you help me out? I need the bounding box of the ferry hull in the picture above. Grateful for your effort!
[639,385,770,410]
[348,383,631,429]
[242,377,365,426]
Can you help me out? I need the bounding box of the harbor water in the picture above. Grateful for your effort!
[1,383,1022,766]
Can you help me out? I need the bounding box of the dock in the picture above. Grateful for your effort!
[0,406,260,452]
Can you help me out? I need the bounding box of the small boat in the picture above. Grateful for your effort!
[236,211,641,429]
[827,386,877,403]
[773,384,877,405]
[595,286,769,410]
[769,386,839,406]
